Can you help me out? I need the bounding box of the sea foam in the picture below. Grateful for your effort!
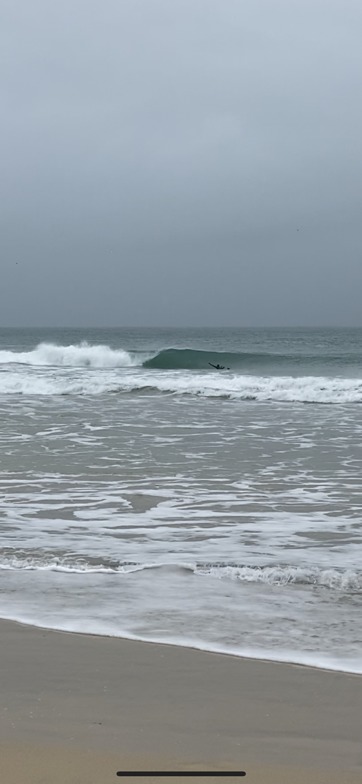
[0,342,141,368]
[1,367,362,403]
[1,553,361,592]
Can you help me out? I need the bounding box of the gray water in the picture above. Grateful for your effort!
[1,327,362,672]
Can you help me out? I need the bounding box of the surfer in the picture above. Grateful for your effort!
[208,362,229,370]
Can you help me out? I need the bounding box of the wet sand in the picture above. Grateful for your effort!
[1,619,361,783]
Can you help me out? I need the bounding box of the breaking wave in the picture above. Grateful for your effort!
[144,348,237,369]
[2,343,362,373]
[0,342,143,368]
[0,343,295,371]
[194,564,362,591]
[0,552,144,574]
[1,342,362,402]
[1,369,362,402]
[1,552,361,592]
[145,347,362,371]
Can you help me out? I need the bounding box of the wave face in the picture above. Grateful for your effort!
[144,348,236,369]
[0,343,297,371]
[145,347,362,372]
[2,342,362,375]
[1,341,362,403]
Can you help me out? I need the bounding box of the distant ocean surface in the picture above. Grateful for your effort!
[1,327,362,673]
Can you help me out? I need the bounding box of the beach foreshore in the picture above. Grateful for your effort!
[1,619,361,784]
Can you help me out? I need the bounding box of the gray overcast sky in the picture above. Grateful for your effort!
[1,0,362,327]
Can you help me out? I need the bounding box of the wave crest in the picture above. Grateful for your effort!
[0,551,143,574]
[194,564,362,591]
[1,370,362,402]
[1,342,362,374]
[0,342,141,368]
[1,552,361,592]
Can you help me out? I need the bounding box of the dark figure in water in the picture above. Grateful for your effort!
[208,362,229,370]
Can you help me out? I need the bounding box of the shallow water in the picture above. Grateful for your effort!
[1,327,362,672]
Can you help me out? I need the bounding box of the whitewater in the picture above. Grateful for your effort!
[1,326,362,673]
[1,340,362,402]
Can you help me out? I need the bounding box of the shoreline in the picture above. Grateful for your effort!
[2,614,362,677]
[1,618,362,784]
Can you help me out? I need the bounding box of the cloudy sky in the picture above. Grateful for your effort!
[1,0,361,326]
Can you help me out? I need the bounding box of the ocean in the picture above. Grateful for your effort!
[1,326,362,673]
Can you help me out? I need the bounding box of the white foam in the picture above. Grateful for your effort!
[143,373,362,404]
[1,555,361,592]
[1,363,362,402]
[0,342,142,368]
[195,564,362,591]
[0,552,147,573]
[1,611,361,675]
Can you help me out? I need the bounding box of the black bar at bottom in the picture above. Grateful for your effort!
[116,773,246,777]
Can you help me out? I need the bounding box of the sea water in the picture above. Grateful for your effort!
[1,327,362,672]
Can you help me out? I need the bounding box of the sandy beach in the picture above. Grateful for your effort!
[0,619,361,783]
